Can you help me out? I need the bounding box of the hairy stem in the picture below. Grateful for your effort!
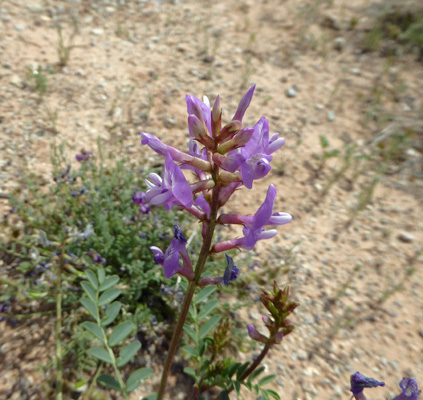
[157,184,221,400]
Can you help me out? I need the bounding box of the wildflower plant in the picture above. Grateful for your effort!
[141,86,294,399]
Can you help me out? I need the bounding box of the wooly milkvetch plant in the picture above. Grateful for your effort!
[136,86,298,399]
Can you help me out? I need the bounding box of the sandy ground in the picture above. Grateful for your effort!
[0,0,422,399]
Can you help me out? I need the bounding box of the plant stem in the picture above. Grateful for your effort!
[83,363,103,400]
[56,246,64,400]
[157,184,221,400]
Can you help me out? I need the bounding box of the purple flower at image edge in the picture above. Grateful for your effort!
[393,378,421,400]
[350,372,385,399]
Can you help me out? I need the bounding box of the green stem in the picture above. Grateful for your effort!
[83,363,103,400]
[157,184,221,400]
[56,246,64,400]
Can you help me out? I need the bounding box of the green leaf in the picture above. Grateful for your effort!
[108,321,135,347]
[182,345,198,358]
[80,298,98,320]
[97,374,121,391]
[195,286,216,304]
[88,347,113,364]
[319,135,329,148]
[267,389,281,400]
[258,374,276,387]
[199,315,220,339]
[248,366,266,383]
[98,288,121,306]
[233,380,241,395]
[81,281,97,303]
[82,321,105,342]
[74,380,87,389]
[219,392,230,400]
[142,395,157,400]
[99,275,119,292]
[198,299,219,320]
[183,325,198,345]
[98,268,105,284]
[183,367,197,380]
[126,368,154,392]
[86,270,98,290]
[198,340,206,357]
[116,340,141,367]
[101,301,121,326]
[236,362,250,380]
[224,362,241,378]
[259,389,270,400]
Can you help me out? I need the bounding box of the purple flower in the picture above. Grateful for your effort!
[132,191,147,205]
[212,185,292,252]
[350,372,385,399]
[140,204,151,214]
[150,224,193,279]
[393,378,421,400]
[76,151,92,162]
[247,324,267,344]
[145,153,193,211]
[222,254,240,285]
[231,117,285,189]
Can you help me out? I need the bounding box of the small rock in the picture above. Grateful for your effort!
[286,86,297,98]
[297,349,308,360]
[350,68,361,76]
[322,13,341,31]
[327,110,335,122]
[91,28,104,36]
[10,75,23,87]
[334,37,346,52]
[27,2,44,12]
[14,24,24,31]
[398,232,414,243]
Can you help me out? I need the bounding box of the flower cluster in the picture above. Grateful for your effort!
[247,281,298,345]
[141,86,292,283]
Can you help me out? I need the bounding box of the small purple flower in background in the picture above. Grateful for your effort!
[350,372,385,400]
[145,153,193,211]
[76,150,92,162]
[132,191,151,215]
[393,378,421,400]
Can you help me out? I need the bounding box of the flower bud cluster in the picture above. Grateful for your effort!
[248,281,298,345]
[141,87,292,283]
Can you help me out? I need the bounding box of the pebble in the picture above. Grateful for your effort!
[327,110,335,122]
[14,24,24,31]
[397,232,414,243]
[91,28,104,36]
[334,37,346,52]
[286,86,297,98]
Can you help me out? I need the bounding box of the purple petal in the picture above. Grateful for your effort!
[194,194,210,218]
[164,153,193,208]
[150,246,165,265]
[141,132,168,156]
[240,161,255,189]
[163,238,180,278]
[247,324,267,343]
[232,85,256,123]
[252,185,277,230]
[266,136,285,155]
[214,152,246,173]
[393,378,421,400]
[132,191,146,204]
[267,212,293,226]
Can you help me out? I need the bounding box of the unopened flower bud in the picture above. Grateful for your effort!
[217,127,254,154]
[247,324,268,344]
[218,120,242,142]
[211,95,221,136]
[188,115,215,149]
